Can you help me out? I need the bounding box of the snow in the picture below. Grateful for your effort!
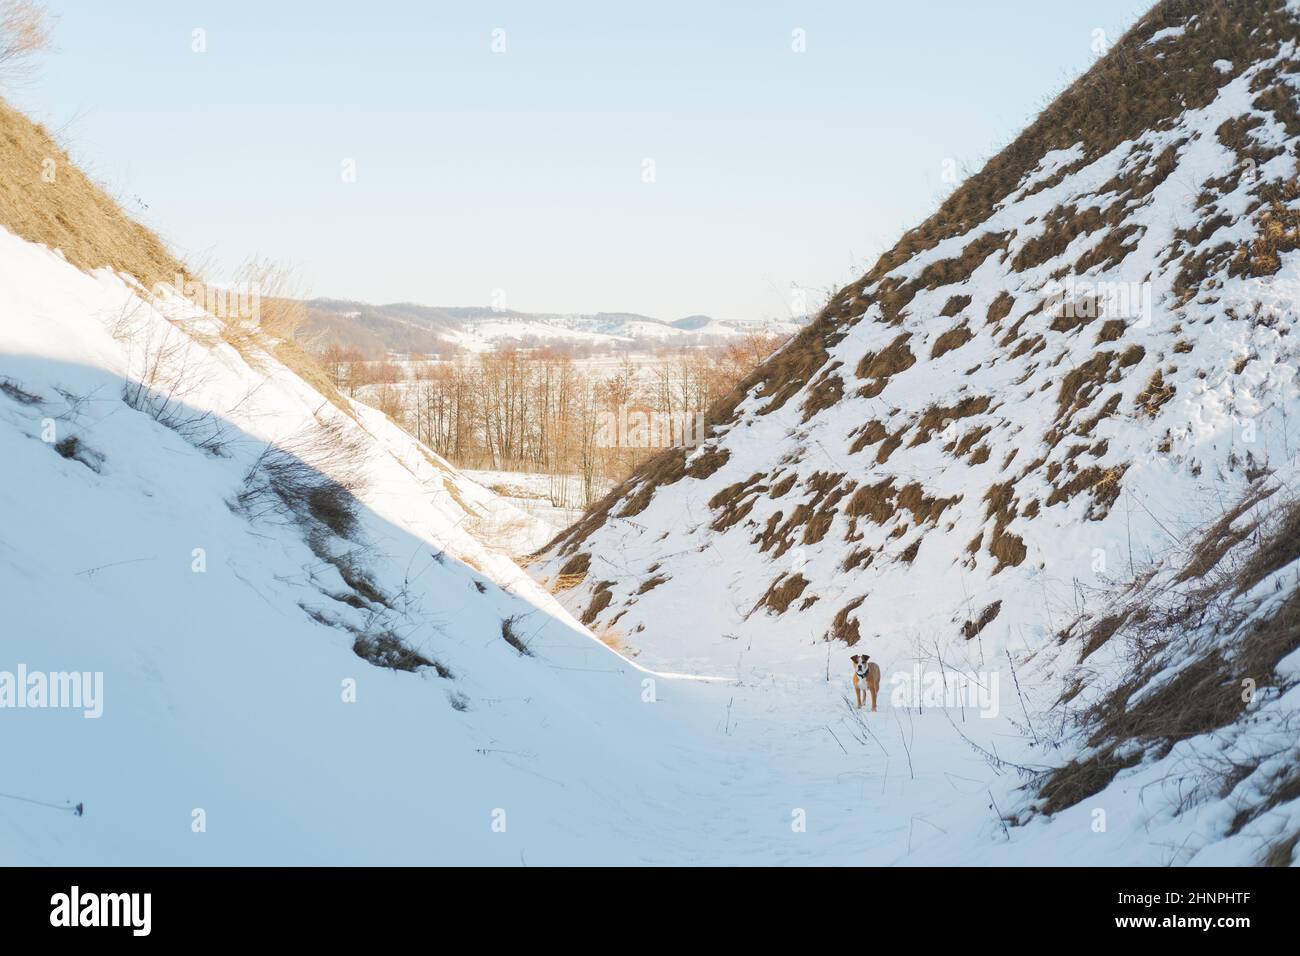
[0,225,1040,865]
[1146,25,1186,45]
[460,469,607,537]
[535,38,1300,865]
[5,12,1300,866]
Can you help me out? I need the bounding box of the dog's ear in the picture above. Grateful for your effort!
[850,654,859,663]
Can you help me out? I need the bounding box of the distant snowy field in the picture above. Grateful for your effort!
[461,469,607,537]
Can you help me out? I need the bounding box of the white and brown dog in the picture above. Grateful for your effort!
[851,654,881,711]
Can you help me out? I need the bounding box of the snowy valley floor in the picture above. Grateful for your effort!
[2,636,1208,867]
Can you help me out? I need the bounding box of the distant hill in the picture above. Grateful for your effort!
[298,298,808,357]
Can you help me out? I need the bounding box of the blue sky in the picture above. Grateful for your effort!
[13,1,1151,320]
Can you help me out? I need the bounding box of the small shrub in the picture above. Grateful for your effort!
[351,631,435,673]
[500,615,533,656]
[235,419,367,540]
[0,377,41,405]
[52,434,103,472]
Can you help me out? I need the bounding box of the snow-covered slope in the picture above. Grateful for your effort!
[0,221,1082,866]
[4,0,1298,867]
[0,226,614,861]
[535,0,1300,863]
[1,188,1035,867]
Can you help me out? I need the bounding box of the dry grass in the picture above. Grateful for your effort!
[930,323,973,359]
[596,626,632,655]
[755,573,810,615]
[234,418,368,539]
[962,600,1002,640]
[1231,498,1300,596]
[801,369,844,421]
[1135,369,1177,417]
[500,614,534,656]
[1229,179,1300,276]
[580,581,614,626]
[1262,832,1299,866]
[0,96,183,289]
[1038,494,1300,816]
[828,596,866,645]
[865,0,1300,280]
[708,473,767,532]
[855,332,916,398]
[352,631,435,673]
[550,552,591,590]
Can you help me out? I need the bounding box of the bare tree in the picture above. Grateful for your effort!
[0,1,51,84]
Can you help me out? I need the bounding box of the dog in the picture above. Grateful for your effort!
[851,654,881,711]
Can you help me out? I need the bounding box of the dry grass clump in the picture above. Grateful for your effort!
[1135,368,1177,417]
[235,418,368,539]
[706,309,845,425]
[855,332,916,398]
[1231,499,1300,596]
[548,552,590,591]
[981,480,1028,572]
[754,573,810,615]
[708,473,768,532]
[635,574,668,595]
[500,614,534,656]
[1228,179,1300,277]
[1262,832,1300,867]
[1173,484,1274,583]
[580,581,613,626]
[596,626,632,655]
[930,323,973,359]
[1038,493,1300,816]
[986,292,1016,326]
[753,471,854,558]
[352,631,436,673]
[0,376,41,405]
[962,600,1002,640]
[1044,464,1128,519]
[801,369,844,421]
[828,596,867,645]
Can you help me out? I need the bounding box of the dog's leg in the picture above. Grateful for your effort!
[870,683,878,712]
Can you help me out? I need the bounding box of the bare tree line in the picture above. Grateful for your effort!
[318,335,786,505]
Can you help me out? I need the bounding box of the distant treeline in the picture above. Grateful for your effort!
[318,337,785,505]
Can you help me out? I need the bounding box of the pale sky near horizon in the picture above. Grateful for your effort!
[12,1,1151,321]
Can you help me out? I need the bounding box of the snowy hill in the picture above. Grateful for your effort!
[0,224,1066,865]
[4,0,1299,868]
[0,94,1027,867]
[535,0,1300,864]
